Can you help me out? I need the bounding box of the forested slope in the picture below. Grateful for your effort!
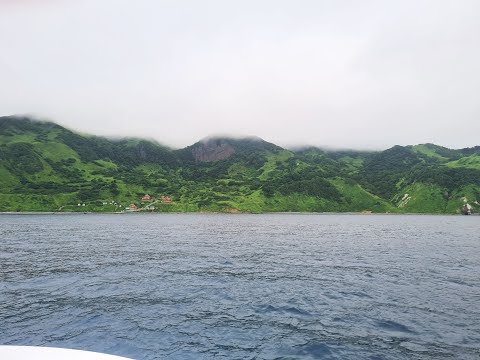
[1,116,478,213]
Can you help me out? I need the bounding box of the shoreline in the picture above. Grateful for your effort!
[0,211,474,216]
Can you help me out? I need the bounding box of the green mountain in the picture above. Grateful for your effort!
[1,115,479,214]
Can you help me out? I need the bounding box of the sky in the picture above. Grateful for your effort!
[1,0,479,150]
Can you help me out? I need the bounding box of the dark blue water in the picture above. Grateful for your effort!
[1,214,479,359]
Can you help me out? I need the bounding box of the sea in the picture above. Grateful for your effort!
[0,214,479,359]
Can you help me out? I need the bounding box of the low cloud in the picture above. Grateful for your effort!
[1,0,479,149]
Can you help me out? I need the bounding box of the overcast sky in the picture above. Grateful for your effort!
[1,0,479,149]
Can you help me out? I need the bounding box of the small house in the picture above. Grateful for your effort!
[141,194,152,201]
[161,196,172,203]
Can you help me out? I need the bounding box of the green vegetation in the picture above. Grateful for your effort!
[446,154,480,169]
[0,116,479,214]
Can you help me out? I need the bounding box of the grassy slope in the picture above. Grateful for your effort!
[411,144,449,161]
[1,117,479,213]
[393,183,480,214]
[394,183,448,213]
[446,154,480,169]
[330,178,397,213]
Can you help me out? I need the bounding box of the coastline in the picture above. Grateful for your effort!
[0,211,473,216]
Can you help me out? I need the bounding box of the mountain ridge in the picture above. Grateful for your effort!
[1,115,479,214]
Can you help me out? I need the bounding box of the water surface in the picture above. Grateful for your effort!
[1,214,479,359]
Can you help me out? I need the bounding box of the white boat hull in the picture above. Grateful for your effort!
[0,346,132,360]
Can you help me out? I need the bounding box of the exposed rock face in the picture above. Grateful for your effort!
[397,193,411,208]
[192,139,235,162]
[461,203,473,215]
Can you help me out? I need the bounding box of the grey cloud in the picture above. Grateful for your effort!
[1,0,479,149]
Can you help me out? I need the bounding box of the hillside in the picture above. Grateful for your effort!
[0,116,479,214]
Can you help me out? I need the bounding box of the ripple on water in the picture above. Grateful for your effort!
[1,214,480,359]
